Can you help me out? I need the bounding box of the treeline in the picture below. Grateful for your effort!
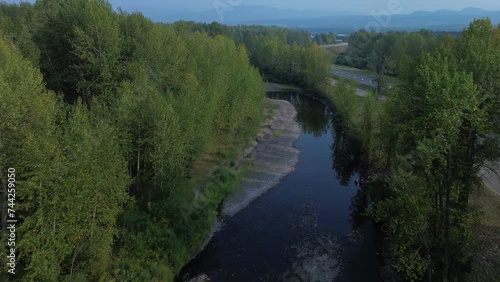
[329,19,500,281]
[172,22,312,47]
[0,0,264,281]
[312,32,336,45]
[337,29,442,90]
[338,29,441,73]
[173,21,333,93]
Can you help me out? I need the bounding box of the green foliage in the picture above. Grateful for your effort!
[36,0,121,102]
[327,19,500,281]
[112,11,265,281]
[1,1,266,280]
[359,92,382,165]
[373,25,499,280]
[342,29,440,74]
[313,32,336,45]
[327,80,359,128]
[337,29,441,94]
[374,171,431,281]
[0,2,40,66]
[0,32,59,280]
[247,38,332,92]
[172,22,332,93]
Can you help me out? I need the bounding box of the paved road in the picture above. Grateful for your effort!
[332,67,396,89]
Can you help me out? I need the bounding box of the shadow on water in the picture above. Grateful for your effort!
[331,116,362,187]
[268,92,362,187]
[178,92,380,282]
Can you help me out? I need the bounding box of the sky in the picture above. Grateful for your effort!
[5,0,500,14]
[100,0,500,14]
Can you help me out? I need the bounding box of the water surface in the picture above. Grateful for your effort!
[179,92,378,282]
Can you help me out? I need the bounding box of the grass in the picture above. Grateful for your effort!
[467,186,500,282]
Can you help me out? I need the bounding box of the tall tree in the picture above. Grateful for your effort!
[377,51,487,281]
[37,0,121,102]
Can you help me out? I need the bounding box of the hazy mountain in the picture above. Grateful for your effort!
[224,7,500,33]
[140,6,500,33]
[141,5,355,24]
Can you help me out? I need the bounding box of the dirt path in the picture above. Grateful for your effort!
[221,99,302,217]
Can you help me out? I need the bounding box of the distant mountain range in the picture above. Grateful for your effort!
[138,5,353,24]
[139,6,500,33]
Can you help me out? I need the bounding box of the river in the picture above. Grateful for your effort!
[179,92,380,282]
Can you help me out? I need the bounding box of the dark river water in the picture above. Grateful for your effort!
[179,92,380,282]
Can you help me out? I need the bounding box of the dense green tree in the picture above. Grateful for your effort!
[313,32,336,45]
[369,32,397,93]
[376,51,488,281]
[0,1,358,280]
[0,3,40,66]
[0,34,59,280]
[36,0,121,102]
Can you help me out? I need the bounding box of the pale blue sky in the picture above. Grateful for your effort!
[153,0,500,13]
[5,0,500,14]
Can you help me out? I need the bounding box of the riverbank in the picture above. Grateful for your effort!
[181,98,302,282]
[222,99,302,217]
[180,90,378,282]
[467,185,500,282]
[265,82,303,93]
[188,97,301,252]
[480,164,500,196]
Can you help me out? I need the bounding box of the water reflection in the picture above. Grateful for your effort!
[331,116,362,187]
[268,92,330,137]
[177,92,379,282]
[269,92,368,228]
[268,92,361,187]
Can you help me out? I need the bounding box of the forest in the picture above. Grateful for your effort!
[171,22,332,92]
[1,0,500,282]
[328,19,500,282]
[0,0,266,280]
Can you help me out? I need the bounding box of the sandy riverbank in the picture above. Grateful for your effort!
[189,99,302,264]
[222,99,302,217]
[480,164,500,196]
